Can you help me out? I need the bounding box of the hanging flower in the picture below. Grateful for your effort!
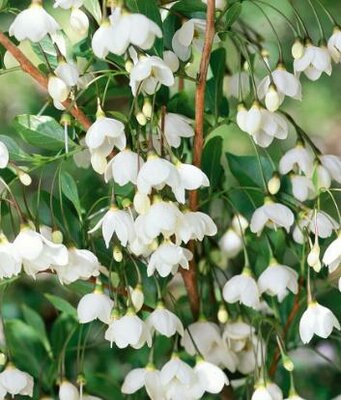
[146,304,184,337]
[219,228,243,258]
[59,381,79,400]
[92,20,117,59]
[47,75,69,103]
[290,175,316,201]
[55,61,80,87]
[70,8,89,36]
[160,113,194,148]
[328,26,341,62]
[279,144,314,176]
[9,1,60,42]
[299,301,340,343]
[251,382,274,400]
[0,141,9,169]
[225,71,251,99]
[294,43,332,81]
[176,210,217,244]
[0,364,34,397]
[322,233,341,273]
[77,289,114,324]
[192,360,229,396]
[319,154,341,184]
[0,234,21,279]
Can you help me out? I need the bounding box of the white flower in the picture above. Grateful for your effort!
[322,233,341,273]
[161,113,194,148]
[320,154,341,184]
[54,0,83,8]
[48,75,69,102]
[172,19,207,61]
[160,356,196,396]
[266,382,283,400]
[258,261,298,302]
[176,210,217,244]
[235,335,263,374]
[225,71,251,99]
[55,61,80,87]
[147,305,184,337]
[285,394,306,400]
[163,51,180,73]
[77,291,114,324]
[299,301,340,343]
[193,360,229,396]
[236,104,288,148]
[13,227,68,277]
[53,248,100,284]
[135,200,182,244]
[328,27,341,62]
[92,20,116,59]
[9,2,60,42]
[0,142,9,169]
[109,8,162,55]
[258,65,302,110]
[89,206,135,248]
[129,56,175,96]
[129,285,144,312]
[223,271,260,309]
[104,149,144,185]
[231,213,249,235]
[0,365,34,397]
[290,175,316,201]
[105,312,152,349]
[173,162,210,203]
[279,144,314,176]
[122,366,165,400]
[250,200,294,234]
[182,321,237,372]
[219,228,243,258]
[133,191,151,215]
[222,320,254,352]
[294,44,332,80]
[85,115,126,174]
[70,8,89,36]
[0,234,21,279]
[251,383,274,400]
[147,241,192,277]
[59,381,79,400]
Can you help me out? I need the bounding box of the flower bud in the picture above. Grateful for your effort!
[136,112,147,126]
[0,353,6,366]
[125,59,133,73]
[52,230,63,244]
[267,173,281,195]
[291,38,304,59]
[142,99,153,119]
[18,170,32,186]
[113,245,123,262]
[307,241,321,272]
[282,355,294,371]
[217,304,229,323]
[130,285,144,312]
[48,75,69,102]
[265,85,281,112]
[231,214,248,235]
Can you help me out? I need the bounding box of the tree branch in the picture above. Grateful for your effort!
[180,0,216,320]
[0,31,91,130]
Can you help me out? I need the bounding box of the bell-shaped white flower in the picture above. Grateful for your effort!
[250,199,294,234]
[285,393,306,400]
[53,247,100,284]
[147,304,184,337]
[192,360,229,396]
[294,43,332,80]
[85,114,126,174]
[173,162,210,204]
[105,311,152,349]
[92,20,117,59]
[77,289,114,324]
[258,65,302,109]
[0,141,9,169]
[223,270,260,309]
[0,364,34,397]
[279,144,314,176]
[299,301,340,343]
[328,27,341,62]
[54,0,83,8]
[163,50,180,73]
[129,56,175,96]
[70,8,89,36]
[55,61,80,87]
[104,149,144,185]
[48,75,69,103]
[9,2,60,42]
[222,320,254,352]
[320,154,341,184]
[161,113,194,148]
[219,228,243,258]
[225,71,251,99]
[0,234,21,279]
[147,241,192,277]
[236,103,288,148]
[290,175,316,201]
[122,366,165,400]
[89,206,135,248]
[235,334,264,374]
[13,227,68,277]
[251,382,274,400]
[176,210,217,244]
[172,19,207,61]
[266,382,283,400]
[59,380,79,400]
[322,233,341,273]
[258,260,298,302]
[135,199,182,244]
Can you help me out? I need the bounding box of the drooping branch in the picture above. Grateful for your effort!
[0,31,91,130]
[180,0,216,320]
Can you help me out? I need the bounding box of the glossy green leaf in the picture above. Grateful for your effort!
[206,48,226,120]
[202,136,224,191]
[45,293,77,319]
[60,170,83,220]
[0,134,32,161]
[225,2,242,28]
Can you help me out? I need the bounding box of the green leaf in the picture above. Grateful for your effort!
[171,0,207,17]
[225,2,242,28]
[45,293,77,318]
[13,115,75,151]
[83,0,102,25]
[226,152,273,188]
[206,48,226,120]
[31,35,58,69]
[22,304,52,357]
[60,170,83,220]
[167,92,195,119]
[0,135,32,162]
[202,136,224,191]
[163,13,181,50]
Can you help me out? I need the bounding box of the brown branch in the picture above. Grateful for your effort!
[0,31,91,130]
[180,0,216,320]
